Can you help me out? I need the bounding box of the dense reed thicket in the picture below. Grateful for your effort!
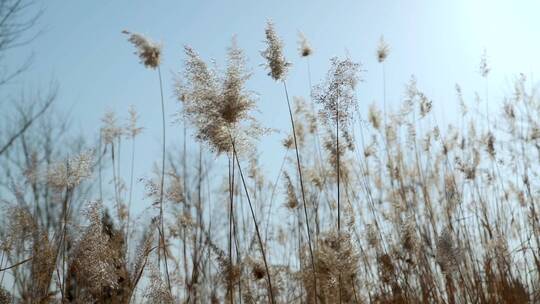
[2,20,540,304]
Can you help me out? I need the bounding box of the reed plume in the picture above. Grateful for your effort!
[313,56,360,231]
[178,38,274,303]
[123,29,171,293]
[298,32,313,58]
[262,21,319,301]
[261,20,291,81]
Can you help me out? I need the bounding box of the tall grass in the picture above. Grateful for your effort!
[1,23,539,304]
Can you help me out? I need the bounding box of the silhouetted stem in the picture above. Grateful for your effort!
[228,151,235,304]
[157,66,172,293]
[283,81,318,302]
[0,257,32,272]
[336,95,342,304]
[126,137,135,254]
[230,135,275,304]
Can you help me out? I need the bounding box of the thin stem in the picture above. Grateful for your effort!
[117,136,122,196]
[228,150,235,304]
[306,56,323,244]
[382,63,387,128]
[61,162,71,301]
[485,75,489,132]
[111,142,121,218]
[126,137,135,254]
[0,257,32,272]
[98,132,103,202]
[157,66,172,293]
[336,97,342,304]
[232,190,244,304]
[0,252,5,284]
[194,144,203,302]
[182,110,189,301]
[307,57,313,96]
[336,107,340,232]
[230,135,275,304]
[55,184,72,303]
[283,81,318,302]
[264,148,289,244]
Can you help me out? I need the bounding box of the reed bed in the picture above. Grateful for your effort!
[1,22,539,304]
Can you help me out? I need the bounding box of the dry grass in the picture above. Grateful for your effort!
[1,22,540,304]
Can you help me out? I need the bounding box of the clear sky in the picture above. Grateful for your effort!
[5,0,540,212]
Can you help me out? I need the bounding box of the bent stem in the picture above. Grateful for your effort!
[283,81,318,302]
[382,63,387,128]
[229,134,275,304]
[157,66,172,293]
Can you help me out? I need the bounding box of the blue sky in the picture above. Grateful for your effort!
[5,0,540,212]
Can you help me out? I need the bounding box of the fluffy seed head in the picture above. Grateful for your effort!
[312,56,361,127]
[298,31,313,57]
[251,262,266,280]
[436,229,462,273]
[143,264,175,303]
[47,150,93,190]
[0,287,10,304]
[305,231,359,302]
[368,103,382,130]
[30,232,56,299]
[126,105,144,138]
[101,111,123,144]
[283,171,298,210]
[221,38,255,125]
[70,201,119,295]
[261,20,291,81]
[479,49,490,78]
[376,35,390,63]
[123,30,162,69]
[178,40,265,154]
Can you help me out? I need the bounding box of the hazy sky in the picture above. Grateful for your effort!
[6,0,540,211]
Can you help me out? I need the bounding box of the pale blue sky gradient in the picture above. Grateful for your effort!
[5,0,540,211]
